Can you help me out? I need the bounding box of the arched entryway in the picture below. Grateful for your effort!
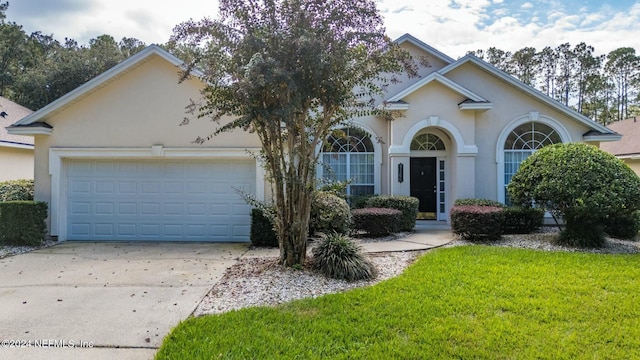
[409,129,449,220]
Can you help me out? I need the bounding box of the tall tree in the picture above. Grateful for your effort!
[606,47,639,121]
[0,2,29,97]
[536,46,558,97]
[573,42,602,114]
[554,43,575,105]
[508,47,538,85]
[170,0,416,266]
[484,47,511,72]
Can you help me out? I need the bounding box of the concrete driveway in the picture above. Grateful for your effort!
[0,242,248,360]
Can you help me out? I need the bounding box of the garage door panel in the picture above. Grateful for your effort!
[66,159,254,241]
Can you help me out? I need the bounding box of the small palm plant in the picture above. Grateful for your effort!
[312,233,377,281]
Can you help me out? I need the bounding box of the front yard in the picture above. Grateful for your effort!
[156,245,640,359]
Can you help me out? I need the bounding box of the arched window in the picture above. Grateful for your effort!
[504,122,561,202]
[321,127,375,196]
[410,133,446,151]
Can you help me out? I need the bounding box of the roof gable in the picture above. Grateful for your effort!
[11,45,198,128]
[395,34,455,65]
[439,54,618,137]
[388,72,488,103]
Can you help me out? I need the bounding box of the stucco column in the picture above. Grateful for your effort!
[389,155,410,196]
[454,155,476,200]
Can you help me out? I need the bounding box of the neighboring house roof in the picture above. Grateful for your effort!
[600,117,640,158]
[0,96,34,149]
[8,45,201,134]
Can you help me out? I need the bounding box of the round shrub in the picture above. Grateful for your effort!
[364,195,419,231]
[0,179,34,202]
[351,207,401,237]
[508,143,640,248]
[311,233,377,281]
[450,205,504,241]
[309,191,352,236]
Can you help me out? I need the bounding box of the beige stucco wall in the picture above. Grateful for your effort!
[444,62,595,201]
[0,147,33,181]
[33,55,262,232]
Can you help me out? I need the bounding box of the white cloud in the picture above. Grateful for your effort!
[521,2,534,10]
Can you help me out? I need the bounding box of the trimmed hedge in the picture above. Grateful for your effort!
[310,191,352,236]
[454,198,505,208]
[604,211,640,240]
[502,207,544,234]
[250,208,278,247]
[451,205,504,241]
[364,195,419,231]
[0,201,47,246]
[351,207,402,237]
[0,179,34,202]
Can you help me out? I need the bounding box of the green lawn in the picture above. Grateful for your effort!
[156,246,640,359]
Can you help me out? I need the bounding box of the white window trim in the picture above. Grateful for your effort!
[496,112,571,203]
[317,122,382,195]
[391,116,477,156]
[49,146,264,240]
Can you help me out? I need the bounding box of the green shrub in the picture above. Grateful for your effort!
[453,198,505,208]
[508,143,640,247]
[309,191,352,236]
[348,193,377,209]
[0,201,47,246]
[502,207,544,234]
[311,233,377,281]
[450,205,504,241]
[0,179,34,202]
[364,195,419,231]
[250,208,278,247]
[604,211,639,240]
[351,207,401,237]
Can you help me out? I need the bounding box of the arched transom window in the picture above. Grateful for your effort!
[321,127,374,196]
[504,122,561,203]
[410,133,446,151]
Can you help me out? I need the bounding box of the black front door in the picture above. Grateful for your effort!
[410,157,437,214]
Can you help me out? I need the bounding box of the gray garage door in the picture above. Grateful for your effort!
[65,159,254,241]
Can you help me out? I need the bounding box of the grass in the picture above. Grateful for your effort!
[156,246,640,359]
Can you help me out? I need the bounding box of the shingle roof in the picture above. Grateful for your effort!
[600,117,640,156]
[0,97,34,147]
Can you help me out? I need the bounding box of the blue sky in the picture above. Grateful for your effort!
[6,0,640,58]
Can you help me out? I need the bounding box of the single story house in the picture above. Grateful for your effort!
[0,96,34,181]
[600,117,640,176]
[8,34,619,242]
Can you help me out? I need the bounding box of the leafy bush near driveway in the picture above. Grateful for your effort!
[0,179,34,202]
[250,208,278,247]
[507,143,640,247]
[351,207,401,237]
[0,201,47,246]
[450,205,504,241]
[309,191,352,236]
[364,195,419,231]
[311,232,377,281]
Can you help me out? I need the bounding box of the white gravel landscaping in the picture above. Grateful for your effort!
[194,228,640,317]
